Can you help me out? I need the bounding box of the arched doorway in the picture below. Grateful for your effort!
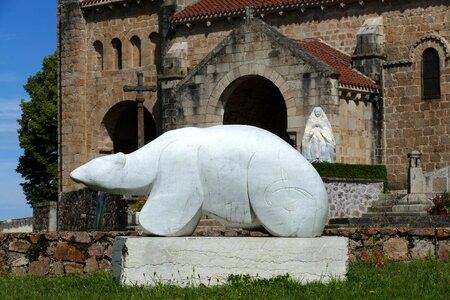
[103,101,157,154]
[222,75,290,143]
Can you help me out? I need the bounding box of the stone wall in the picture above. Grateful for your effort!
[324,227,450,262]
[0,231,138,276]
[381,1,450,190]
[0,228,449,276]
[57,189,126,231]
[324,178,384,218]
[171,0,450,189]
[58,0,161,193]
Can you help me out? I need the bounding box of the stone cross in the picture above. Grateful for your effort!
[123,70,156,148]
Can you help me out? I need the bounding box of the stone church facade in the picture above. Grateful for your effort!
[58,0,450,200]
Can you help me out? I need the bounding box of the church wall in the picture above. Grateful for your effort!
[59,1,161,193]
[336,99,373,164]
[171,19,344,157]
[59,0,88,193]
[171,0,450,190]
[382,2,450,190]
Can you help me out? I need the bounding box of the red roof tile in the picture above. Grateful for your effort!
[297,38,379,92]
[172,0,342,23]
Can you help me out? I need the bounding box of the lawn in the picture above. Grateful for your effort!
[0,260,448,299]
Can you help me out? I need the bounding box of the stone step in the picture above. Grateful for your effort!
[327,215,450,227]
[392,204,431,213]
[367,205,393,213]
[364,211,427,217]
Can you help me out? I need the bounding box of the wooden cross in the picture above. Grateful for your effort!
[123,70,156,148]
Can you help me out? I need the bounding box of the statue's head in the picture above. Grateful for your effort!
[70,152,126,192]
[313,107,322,117]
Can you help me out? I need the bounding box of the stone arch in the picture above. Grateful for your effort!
[222,75,290,142]
[100,101,157,154]
[410,34,450,62]
[206,64,295,127]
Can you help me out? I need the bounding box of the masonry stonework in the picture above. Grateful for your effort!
[58,0,450,226]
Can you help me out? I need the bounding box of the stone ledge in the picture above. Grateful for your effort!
[112,236,349,287]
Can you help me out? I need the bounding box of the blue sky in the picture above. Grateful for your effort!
[0,1,57,220]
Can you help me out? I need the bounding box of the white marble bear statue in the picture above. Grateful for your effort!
[70,125,329,237]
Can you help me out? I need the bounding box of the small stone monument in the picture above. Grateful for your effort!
[302,107,336,162]
[392,150,433,213]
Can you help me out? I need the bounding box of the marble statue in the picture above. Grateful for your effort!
[302,107,336,162]
[70,125,329,237]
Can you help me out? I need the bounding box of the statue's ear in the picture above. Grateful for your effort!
[114,152,127,168]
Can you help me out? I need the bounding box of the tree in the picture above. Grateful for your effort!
[16,52,58,205]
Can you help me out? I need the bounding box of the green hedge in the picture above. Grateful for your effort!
[312,162,388,192]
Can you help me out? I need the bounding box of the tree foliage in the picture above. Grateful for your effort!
[16,52,58,205]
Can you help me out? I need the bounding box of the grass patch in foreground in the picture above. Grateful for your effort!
[0,260,449,299]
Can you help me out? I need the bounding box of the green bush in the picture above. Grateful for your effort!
[312,162,388,192]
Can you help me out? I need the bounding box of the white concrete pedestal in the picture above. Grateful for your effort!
[112,236,349,287]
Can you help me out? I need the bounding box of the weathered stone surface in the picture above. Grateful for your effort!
[28,257,50,276]
[99,259,111,271]
[436,228,450,238]
[397,227,408,235]
[64,262,84,274]
[61,232,91,243]
[55,242,85,262]
[11,256,29,267]
[437,241,449,262]
[30,233,41,244]
[105,245,113,258]
[410,239,435,259]
[379,228,397,235]
[91,232,105,241]
[338,228,356,236]
[224,230,238,237]
[45,232,58,241]
[363,228,380,235]
[11,266,26,276]
[113,237,349,286]
[0,233,7,245]
[9,239,31,253]
[408,228,435,237]
[84,257,99,273]
[51,261,65,275]
[88,243,104,257]
[383,238,409,261]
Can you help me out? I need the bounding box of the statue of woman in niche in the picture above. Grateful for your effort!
[301,107,336,162]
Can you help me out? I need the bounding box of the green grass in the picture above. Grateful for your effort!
[0,260,448,299]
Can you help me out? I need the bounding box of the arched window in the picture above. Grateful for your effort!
[111,38,122,70]
[422,48,440,99]
[93,41,103,71]
[130,36,141,67]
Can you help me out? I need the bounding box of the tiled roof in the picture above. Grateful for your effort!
[297,38,379,92]
[80,0,124,8]
[172,0,350,24]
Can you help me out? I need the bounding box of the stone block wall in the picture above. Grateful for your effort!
[59,0,161,193]
[0,231,139,276]
[57,189,126,231]
[324,227,450,262]
[324,178,384,218]
[381,1,450,190]
[1,228,448,276]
